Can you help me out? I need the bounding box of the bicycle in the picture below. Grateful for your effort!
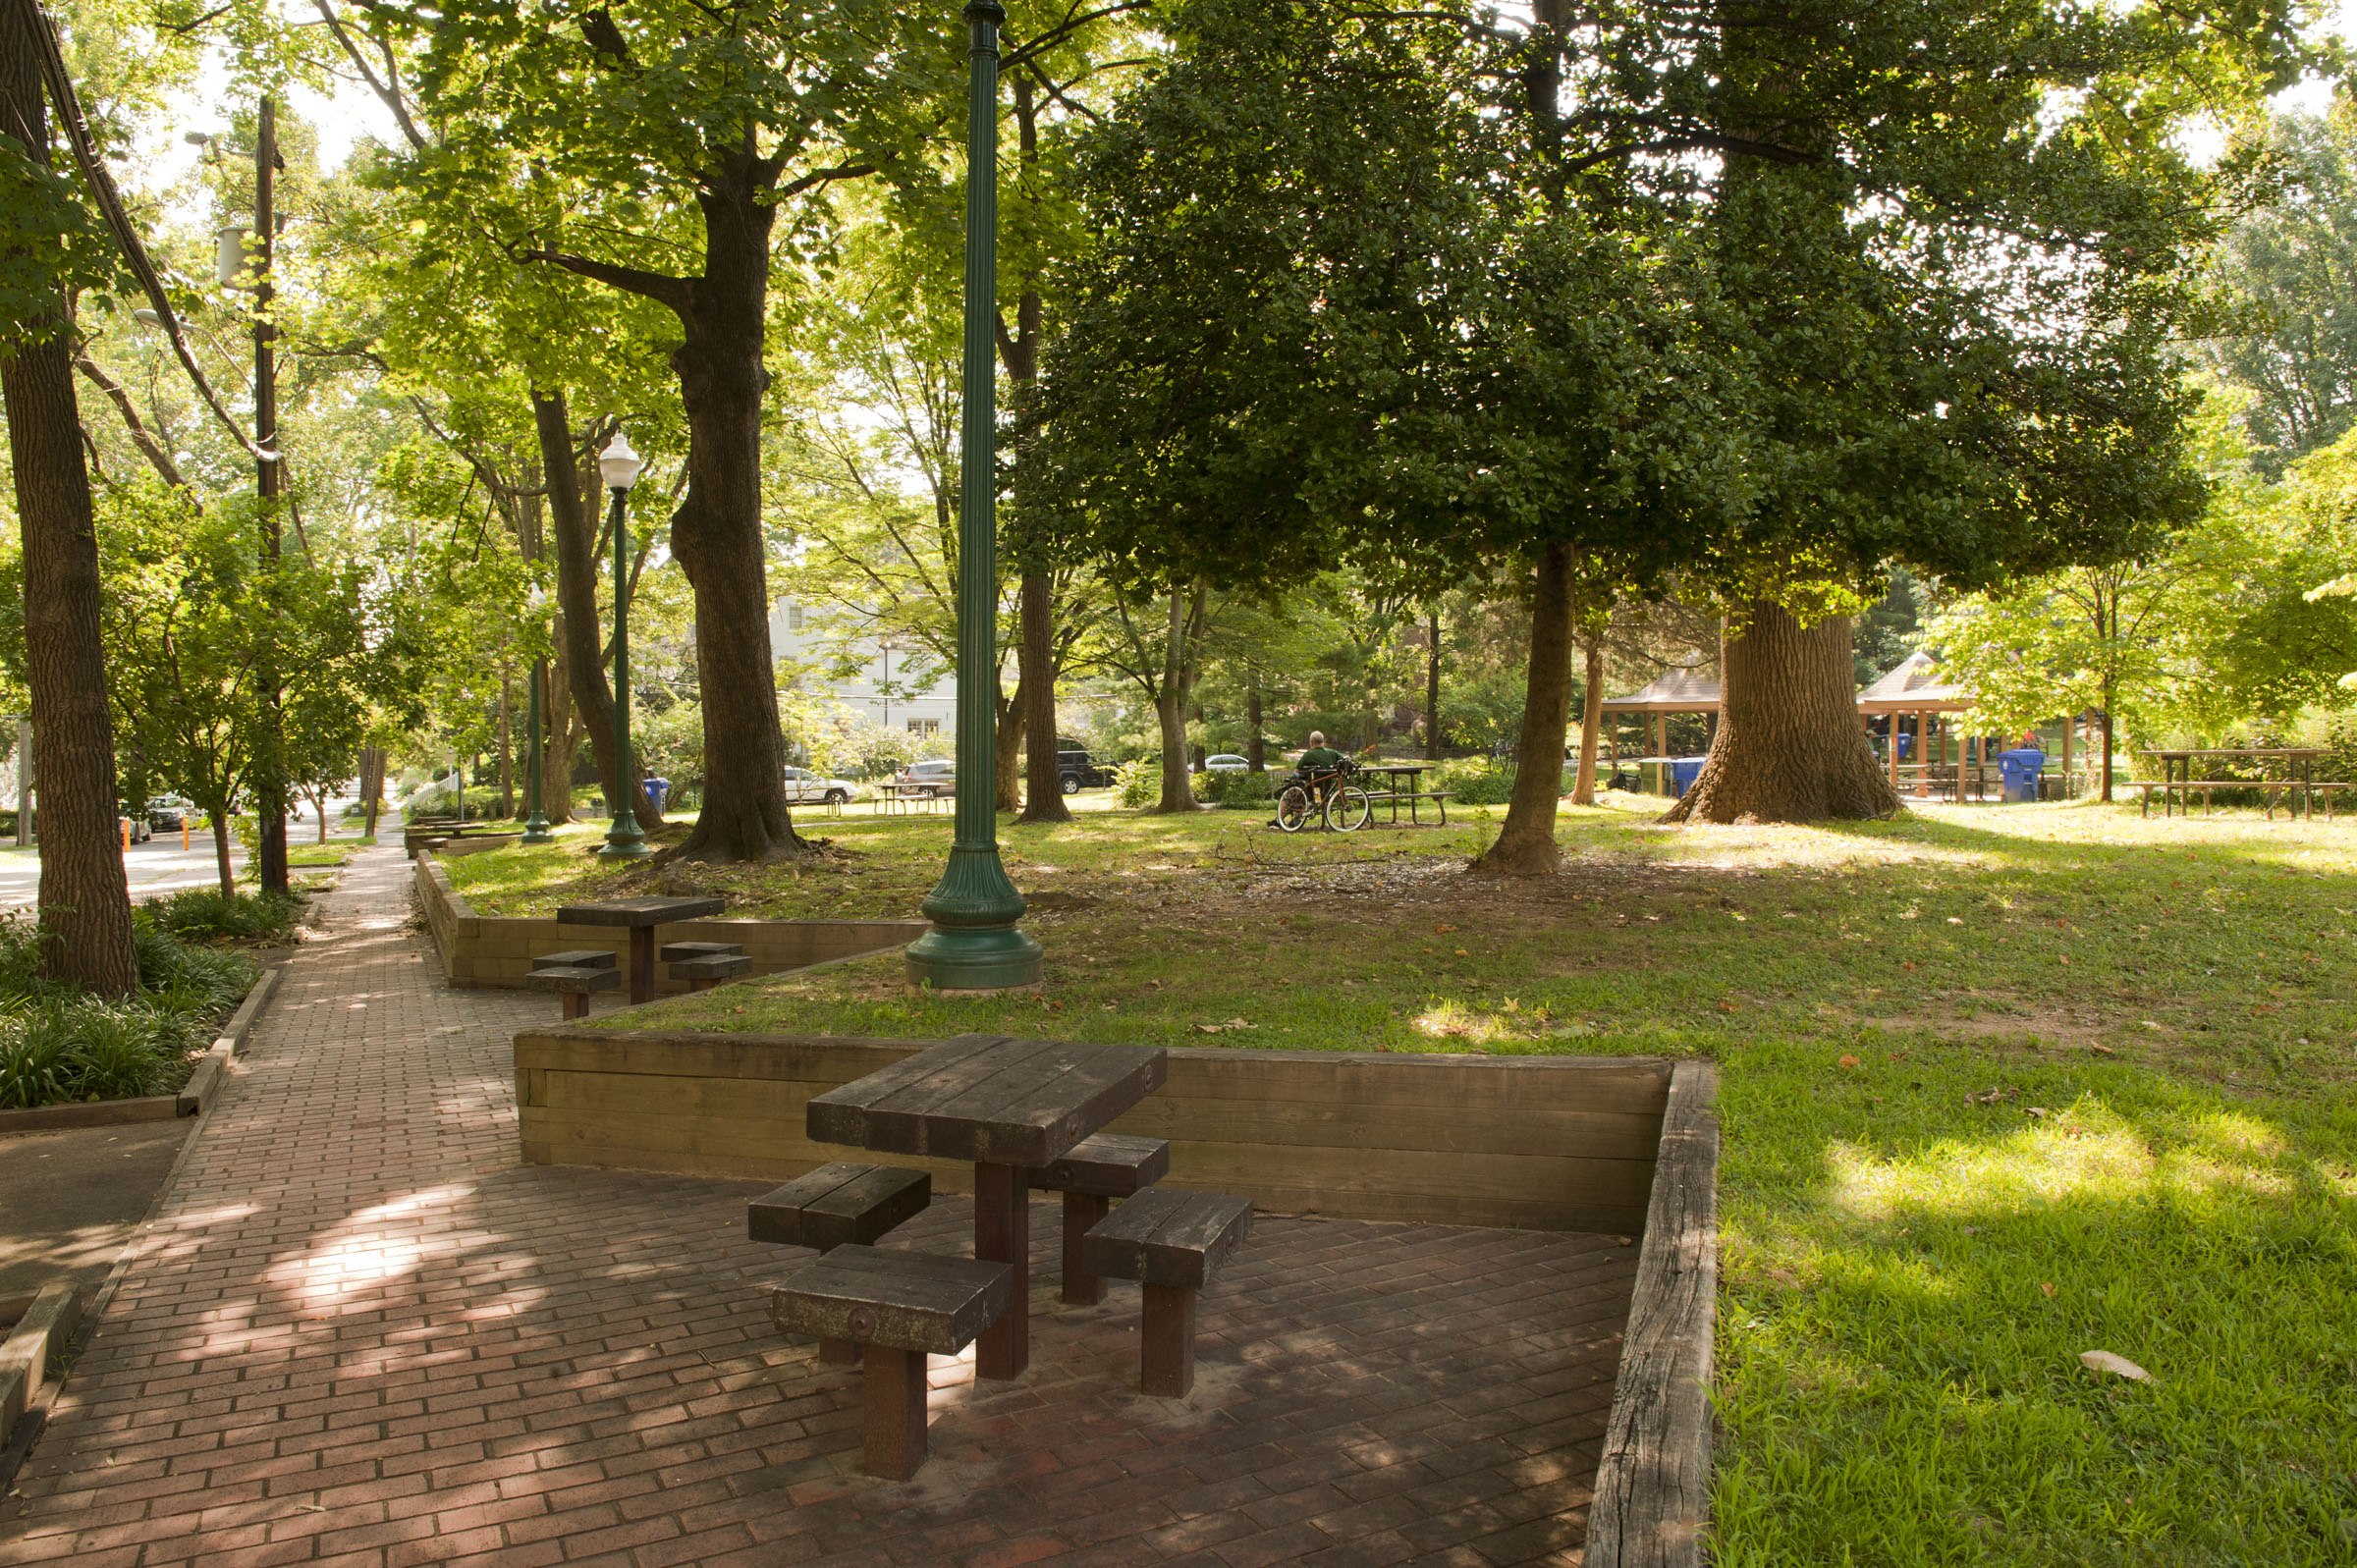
[1273,758,1372,833]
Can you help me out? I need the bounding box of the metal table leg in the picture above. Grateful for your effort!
[628,927,655,1004]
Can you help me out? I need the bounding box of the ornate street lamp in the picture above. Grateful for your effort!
[521,586,555,844]
[596,432,651,860]
[904,0,1041,993]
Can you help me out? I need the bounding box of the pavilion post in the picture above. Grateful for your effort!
[2059,715,2072,798]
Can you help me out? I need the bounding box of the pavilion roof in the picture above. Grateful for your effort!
[1857,650,1970,710]
[1600,668,1721,713]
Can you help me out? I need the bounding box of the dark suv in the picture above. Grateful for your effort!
[1057,749,1110,795]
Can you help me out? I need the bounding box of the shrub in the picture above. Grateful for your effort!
[0,997,205,1108]
[1113,759,1162,809]
[1432,758,1516,805]
[1200,769,1278,809]
[141,887,302,945]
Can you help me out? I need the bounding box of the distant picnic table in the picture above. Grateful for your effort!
[1355,764,1452,826]
[2137,748,2339,820]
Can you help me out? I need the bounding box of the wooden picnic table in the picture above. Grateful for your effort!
[553,895,726,1003]
[806,1033,1167,1379]
[877,783,950,815]
[1355,764,1451,826]
[2139,747,2330,820]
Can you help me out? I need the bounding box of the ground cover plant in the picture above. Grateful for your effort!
[0,909,259,1108]
[457,796,2357,1564]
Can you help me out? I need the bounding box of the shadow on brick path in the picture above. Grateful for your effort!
[0,847,1637,1568]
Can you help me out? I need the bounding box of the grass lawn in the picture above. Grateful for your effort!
[449,794,2357,1564]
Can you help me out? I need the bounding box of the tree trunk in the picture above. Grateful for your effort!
[544,637,575,826]
[1425,609,1442,761]
[312,785,330,843]
[1246,686,1265,772]
[1153,587,1200,814]
[1015,570,1069,823]
[1663,600,1899,824]
[1471,543,1575,876]
[208,808,234,895]
[663,158,803,862]
[531,391,659,836]
[995,675,1023,812]
[497,667,515,818]
[2099,685,2115,803]
[0,11,137,994]
[359,746,383,838]
[1571,633,1603,805]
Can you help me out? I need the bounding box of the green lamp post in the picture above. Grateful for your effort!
[596,432,652,860]
[521,586,555,844]
[904,0,1042,993]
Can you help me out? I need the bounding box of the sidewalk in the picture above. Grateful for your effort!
[0,847,1635,1568]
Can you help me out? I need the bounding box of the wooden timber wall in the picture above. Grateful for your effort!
[414,853,926,994]
[513,1028,1674,1235]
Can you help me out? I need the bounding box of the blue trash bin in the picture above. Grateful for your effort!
[1671,757,1708,797]
[1998,749,2044,804]
[642,776,672,816]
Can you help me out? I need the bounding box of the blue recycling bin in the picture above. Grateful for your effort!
[1671,757,1708,796]
[1998,749,2044,804]
[642,776,672,816]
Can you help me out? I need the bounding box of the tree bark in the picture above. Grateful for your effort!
[1015,568,1069,823]
[544,635,575,825]
[662,155,804,861]
[994,675,1023,812]
[2099,679,2115,803]
[1570,631,1603,805]
[531,390,659,836]
[1425,609,1442,760]
[208,808,233,896]
[1471,543,1575,876]
[497,667,515,817]
[1663,600,1900,824]
[1153,586,1202,813]
[0,9,137,994]
[1246,685,1265,772]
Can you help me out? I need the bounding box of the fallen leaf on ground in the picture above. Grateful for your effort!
[1436,924,1457,933]
[1837,1054,1862,1069]
[1717,1000,1739,1013]
[2078,1350,2152,1382]
[2041,1281,2056,1297]
[1454,948,1469,957]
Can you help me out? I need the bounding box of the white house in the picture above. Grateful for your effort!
[769,599,958,737]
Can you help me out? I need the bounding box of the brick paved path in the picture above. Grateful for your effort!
[1,849,1637,1568]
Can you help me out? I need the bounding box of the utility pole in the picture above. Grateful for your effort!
[252,97,289,896]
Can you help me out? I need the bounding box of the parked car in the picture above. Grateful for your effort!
[782,766,863,805]
[899,759,957,797]
[1201,754,1249,774]
[119,808,153,843]
[1056,749,1110,794]
[146,796,190,833]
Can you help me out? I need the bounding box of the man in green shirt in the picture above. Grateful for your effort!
[1296,731,1344,776]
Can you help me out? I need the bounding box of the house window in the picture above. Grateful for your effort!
[907,719,940,735]
[786,604,803,630]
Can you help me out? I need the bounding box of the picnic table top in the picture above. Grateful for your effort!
[2140,747,2330,760]
[807,1033,1167,1167]
[553,895,728,927]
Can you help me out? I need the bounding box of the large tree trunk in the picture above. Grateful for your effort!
[531,390,659,836]
[1015,570,1069,824]
[1153,586,1201,813]
[1570,632,1604,805]
[1664,600,1899,824]
[666,157,804,861]
[1471,543,1575,876]
[0,11,137,994]
[208,808,233,896]
[1425,609,1442,761]
[544,637,575,825]
[1246,685,1264,772]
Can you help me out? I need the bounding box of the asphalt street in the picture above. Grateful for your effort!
[0,831,243,912]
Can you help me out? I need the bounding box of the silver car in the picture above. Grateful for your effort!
[782,767,862,805]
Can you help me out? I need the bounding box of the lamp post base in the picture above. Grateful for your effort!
[904,923,1044,994]
[521,812,555,846]
[596,810,651,859]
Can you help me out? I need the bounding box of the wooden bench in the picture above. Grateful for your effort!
[2135,781,2352,820]
[1081,1189,1252,1396]
[749,1163,931,1363]
[1027,1133,1171,1305]
[1366,789,1453,826]
[535,948,616,971]
[522,964,617,1019]
[659,940,743,963]
[670,953,749,990]
[769,1246,1013,1480]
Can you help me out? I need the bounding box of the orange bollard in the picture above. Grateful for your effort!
[182,821,190,850]
[121,818,130,850]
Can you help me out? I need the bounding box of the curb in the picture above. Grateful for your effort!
[0,1282,80,1472]
[0,968,281,1135]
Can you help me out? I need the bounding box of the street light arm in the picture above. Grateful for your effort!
[522,244,695,318]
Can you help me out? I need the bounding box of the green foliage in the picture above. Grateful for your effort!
[1112,759,1166,810]
[1430,759,1516,806]
[139,888,301,945]
[0,910,256,1108]
[1198,769,1276,810]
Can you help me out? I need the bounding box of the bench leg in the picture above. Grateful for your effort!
[689,976,715,993]
[562,992,589,1021]
[818,1336,859,1366]
[1139,1282,1196,1397]
[861,1345,928,1481]
[1062,1193,1109,1306]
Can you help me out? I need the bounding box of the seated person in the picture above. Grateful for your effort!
[1295,731,1344,782]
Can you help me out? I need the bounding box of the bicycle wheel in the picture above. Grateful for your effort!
[1276,785,1313,833]
[1325,785,1372,832]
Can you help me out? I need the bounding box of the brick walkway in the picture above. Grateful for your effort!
[0,849,1638,1568]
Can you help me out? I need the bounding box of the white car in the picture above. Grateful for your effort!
[1202,754,1249,773]
[782,767,863,805]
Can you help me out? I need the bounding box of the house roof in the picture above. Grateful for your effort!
[1600,668,1722,713]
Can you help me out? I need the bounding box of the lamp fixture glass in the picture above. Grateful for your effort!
[598,432,642,491]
